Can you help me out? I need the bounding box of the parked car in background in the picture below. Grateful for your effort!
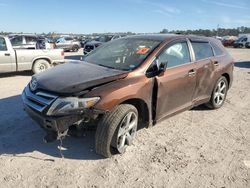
[55,37,81,52]
[233,35,250,48]
[221,36,237,47]
[83,34,125,55]
[0,36,64,74]
[80,37,93,48]
[96,34,124,42]
[10,34,42,49]
[22,34,234,158]
[83,40,102,55]
[222,39,235,47]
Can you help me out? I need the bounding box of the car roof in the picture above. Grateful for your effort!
[124,34,179,41]
[86,40,103,45]
[10,34,37,37]
[124,34,213,42]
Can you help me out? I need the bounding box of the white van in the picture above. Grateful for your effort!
[234,35,250,48]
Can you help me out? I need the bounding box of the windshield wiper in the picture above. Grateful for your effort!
[97,64,128,71]
[97,64,115,69]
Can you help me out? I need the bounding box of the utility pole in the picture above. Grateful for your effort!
[217,24,220,37]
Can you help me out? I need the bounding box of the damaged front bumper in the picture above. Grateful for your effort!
[22,86,105,137]
[24,104,82,133]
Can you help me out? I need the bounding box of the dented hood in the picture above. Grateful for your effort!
[34,61,127,95]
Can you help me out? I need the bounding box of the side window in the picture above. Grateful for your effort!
[65,37,73,41]
[192,42,214,61]
[10,36,23,46]
[242,38,247,42]
[25,36,37,44]
[57,38,65,43]
[210,42,224,56]
[0,37,7,51]
[158,42,191,68]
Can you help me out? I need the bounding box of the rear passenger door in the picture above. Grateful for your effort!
[190,40,216,103]
[155,39,197,121]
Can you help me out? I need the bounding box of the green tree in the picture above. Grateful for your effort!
[160,29,169,33]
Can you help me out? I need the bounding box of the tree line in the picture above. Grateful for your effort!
[160,26,250,37]
[1,26,250,37]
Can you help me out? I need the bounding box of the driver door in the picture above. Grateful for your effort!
[155,39,197,121]
[0,37,14,73]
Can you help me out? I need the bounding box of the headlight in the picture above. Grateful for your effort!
[47,97,100,116]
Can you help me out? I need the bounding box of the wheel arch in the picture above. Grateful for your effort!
[121,98,150,130]
[32,57,52,67]
[31,58,52,73]
[72,44,80,48]
[222,73,230,87]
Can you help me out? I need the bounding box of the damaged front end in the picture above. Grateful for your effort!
[22,86,105,143]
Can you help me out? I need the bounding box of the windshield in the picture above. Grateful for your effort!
[84,38,161,71]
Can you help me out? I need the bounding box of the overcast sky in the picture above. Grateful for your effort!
[0,0,249,33]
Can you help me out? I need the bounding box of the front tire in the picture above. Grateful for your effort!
[206,76,228,109]
[95,104,138,158]
[32,59,50,74]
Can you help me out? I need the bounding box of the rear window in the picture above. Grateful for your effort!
[25,36,37,44]
[192,42,214,61]
[210,42,224,56]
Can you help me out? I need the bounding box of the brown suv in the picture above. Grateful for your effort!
[22,34,234,158]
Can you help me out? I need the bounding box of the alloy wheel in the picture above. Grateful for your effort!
[214,79,227,106]
[117,111,138,153]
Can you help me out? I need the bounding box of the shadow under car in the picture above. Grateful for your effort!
[0,95,103,160]
[234,61,250,69]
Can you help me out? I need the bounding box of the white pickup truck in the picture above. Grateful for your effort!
[0,36,64,74]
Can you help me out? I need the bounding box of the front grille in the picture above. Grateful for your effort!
[22,87,58,113]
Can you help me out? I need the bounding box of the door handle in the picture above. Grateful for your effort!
[213,61,219,66]
[188,69,196,76]
[4,53,10,56]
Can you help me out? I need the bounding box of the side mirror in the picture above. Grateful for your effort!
[158,61,167,73]
[146,59,167,78]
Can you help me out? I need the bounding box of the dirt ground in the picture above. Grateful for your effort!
[0,48,250,188]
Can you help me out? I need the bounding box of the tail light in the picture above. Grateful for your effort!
[61,51,64,56]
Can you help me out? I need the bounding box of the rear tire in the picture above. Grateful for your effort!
[95,104,138,158]
[32,59,50,74]
[206,76,228,109]
[72,45,79,52]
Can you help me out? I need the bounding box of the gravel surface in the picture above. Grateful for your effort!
[0,48,250,188]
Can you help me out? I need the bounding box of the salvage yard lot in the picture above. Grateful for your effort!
[0,48,250,187]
